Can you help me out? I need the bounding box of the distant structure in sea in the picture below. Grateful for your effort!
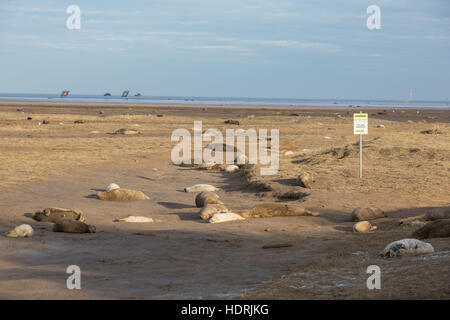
[60,90,70,97]
[135,93,142,97]
[407,89,413,102]
[121,90,130,98]
[104,93,111,96]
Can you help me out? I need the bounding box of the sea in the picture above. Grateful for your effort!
[0,93,449,109]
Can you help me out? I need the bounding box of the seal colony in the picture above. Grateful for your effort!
[1,101,449,300]
[5,176,448,263]
[3,161,448,272]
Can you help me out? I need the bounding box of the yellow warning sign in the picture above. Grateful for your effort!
[354,113,368,135]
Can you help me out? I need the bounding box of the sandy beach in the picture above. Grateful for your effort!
[0,101,448,299]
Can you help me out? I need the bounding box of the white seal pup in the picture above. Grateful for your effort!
[116,216,154,223]
[379,239,434,258]
[106,183,120,191]
[184,184,218,193]
[200,204,230,220]
[225,165,239,173]
[353,221,377,233]
[5,224,34,238]
[235,154,248,165]
[209,212,245,224]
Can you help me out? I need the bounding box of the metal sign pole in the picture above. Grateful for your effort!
[360,133,362,178]
[354,111,367,179]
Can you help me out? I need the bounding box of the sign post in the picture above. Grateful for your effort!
[353,112,368,178]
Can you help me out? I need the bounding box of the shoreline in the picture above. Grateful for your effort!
[1,101,449,123]
[0,99,449,110]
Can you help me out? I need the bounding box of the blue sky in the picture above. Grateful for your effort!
[0,0,449,100]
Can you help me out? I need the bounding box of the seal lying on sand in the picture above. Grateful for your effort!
[106,183,120,191]
[235,154,248,165]
[5,224,34,238]
[32,207,86,223]
[209,212,245,224]
[200,204,230,220]
[353,221,377,233]
[239,203,318,219]
[96,188,149,201]
[184,184,218,193]
[53,220,96,233]
[399,207,450,225]
[411,219,450,239]
[351,206,385,222]
[198,162,217,170]
[113,128,140,135]
[115,216,154,223]
[195,192,223,208]
[379,238,433,258]
[296,172,314,189]
[225,165,239,173]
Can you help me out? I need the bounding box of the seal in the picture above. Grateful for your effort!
[96,188,149,201]
[235,154,248,165]
[198,162,217,170]
[224,120,240,125]
[399,207,450,225]
[209,212,245,224]
[32,207,86,223]
[53,220,96,233]
[411,219,450,239]
[184,184,218,193]
[353,221,377,233]
[200,204,229,220]
[296,172,314,189]
[225,165,239,173]
[195,192,223,208]
[239,203,318,219]
[379,238,433,258]
[106,183,120,191]
[351,206,385,222]
[113,128,140,135]
[5,224,34,238]
[116,216,154,223]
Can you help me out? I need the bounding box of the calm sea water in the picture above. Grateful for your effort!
[0,93,449,109]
